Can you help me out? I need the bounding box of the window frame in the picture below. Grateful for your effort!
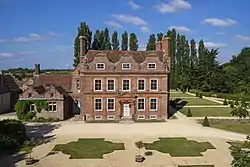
[107,98,115,111]
[106,78,115,91]
[96,63,105,70]
[150,78,158,91]
[137,78,146,91]
[137,98,145,111]
[94,115,102,120]
[149,115,157,120]
[122,79,131,91]
[122,63,131,70]
[29,103,36,112]
[137,115,145,120]
[76,79,80,89]
[48,102,57,112]
[149,98,158,111]
[94,79,102,91]
[107,115,115,120]
[148,63,156,69]
[94,98,103,111]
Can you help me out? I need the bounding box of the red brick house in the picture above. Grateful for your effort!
[18,36,171,121]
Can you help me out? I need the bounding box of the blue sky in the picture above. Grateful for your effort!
[0,0,250,70]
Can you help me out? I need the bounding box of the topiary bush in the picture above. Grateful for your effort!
[202,116,210,127]
[199,94,203,98]
[0,119,27,152]
[223,99,228,105]
[187,109,192,117]
[196,92,199,97]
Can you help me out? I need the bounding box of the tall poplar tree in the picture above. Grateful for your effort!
[111,31,119,50]
[103,28,111,50]
[129,33,138,51]
[121,31,128,51]
[157,32,163,41]
[73,22,92,68]
[146,34,156,51]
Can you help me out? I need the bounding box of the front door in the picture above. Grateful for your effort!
[123,104,130,117]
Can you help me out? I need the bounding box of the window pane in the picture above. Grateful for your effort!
[138,80,145,90]
[150,98,157,110]
[123,80,130,90]
[151,80,158,90]
[138,99,145,110]
[95,79,102,90]
[107,99,114,110]
[108,80,114,90]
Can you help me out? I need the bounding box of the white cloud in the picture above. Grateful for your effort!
[169,25,190,32]
[128,0,140,9]
[204,42,227,48]
[155,0,191,13]
[0,51,36,58]
[203,18,238,27]
[140,26,150,33]
[216,32,226,36]
[0,39,6,43]
[235,35,250,41]
[48,31,60,37]
[104,21,123,28]
[112,14,147,26]
[13,33,44,42]
[138,44,146,51]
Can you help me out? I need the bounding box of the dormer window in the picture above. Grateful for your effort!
[148,63,156,69]
[96,63,105,70]
[122,63,131,70]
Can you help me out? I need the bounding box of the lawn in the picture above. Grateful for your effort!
[173,98,221,106]
[144,137,215,157]
[212,122,250,134]
[178,165,214,167]
[52,138,125,159]
[180,107,232,117]
[170,92,193,98]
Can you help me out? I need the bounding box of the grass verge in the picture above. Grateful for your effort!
[180,107,232,117]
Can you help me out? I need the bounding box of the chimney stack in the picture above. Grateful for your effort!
[0,70,3,86]
[156,41,162,51]
[79,36,88,57]
[34,64,40,75]
[161,37,170,54]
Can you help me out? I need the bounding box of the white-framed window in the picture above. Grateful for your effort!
[107,115,115,120]
[150,79,158,91]
[48,102,57,112]
[95,115,102,120]
[148,63,156,69]
[94,98,102,111]
[137,98,145,111]
[96,63,105,70]
[122,79,130,91]
[76,79,80,89]
[94,79,102,91]
[122,63,131,70]
[150,115,157,120]
[150,98,158,111]
[107,79,115,91]
[107,98,115,111]
[137,79,145,91]
[137,115,145,119]
[29,103,36,112]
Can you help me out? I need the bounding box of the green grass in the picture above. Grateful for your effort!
[52,138,125,159]
[144,137,215,157]
[170,93,193,97]
[178,165,214,167]
[169,115,177,119]
[180,107,232,117]
[175,98,220,106]
[212,123,250,134]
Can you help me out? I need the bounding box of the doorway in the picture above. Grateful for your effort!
[123,103,130,117]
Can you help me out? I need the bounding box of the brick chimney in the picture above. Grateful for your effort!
[0,70,3,87]
[156,41,162,51]
[79,36,88,57]
[34,64,40,75]
[161,37,170,54]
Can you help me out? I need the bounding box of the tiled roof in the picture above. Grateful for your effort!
[33,74,71,91]
[1,75,21,92]
[86,50,165,63]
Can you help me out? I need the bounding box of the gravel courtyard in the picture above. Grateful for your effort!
[0,119,247,167]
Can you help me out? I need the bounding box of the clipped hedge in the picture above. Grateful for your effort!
[0,119,27,152]
[189,89,250,101]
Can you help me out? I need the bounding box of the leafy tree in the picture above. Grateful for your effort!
[121,31,128,51]
[92,29,102,50]
[129,33,138,51]
[73,22,92,68]
[157,32,163,42]
[111,31,119,50]
[146,34,156,51]
[231,100,249,118]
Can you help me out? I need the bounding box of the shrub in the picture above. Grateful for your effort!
[187,109,192,117]
[230,103,235,108]
[234,100,239,105]
[32,117,60,122]
[202,116,210,127]
[0,119,27,152]
[196,92,199,97]
[199,94,203,98]
[223,99,228,105]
